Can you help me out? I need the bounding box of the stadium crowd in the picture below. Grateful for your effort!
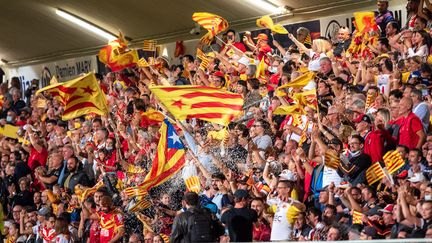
[5,0,432,242]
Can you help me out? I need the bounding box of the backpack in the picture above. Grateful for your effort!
[187,208,218,242]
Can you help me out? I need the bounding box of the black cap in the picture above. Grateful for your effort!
[234,189,249,199]
[212,173,226,181]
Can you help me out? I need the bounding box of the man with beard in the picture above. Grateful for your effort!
[82,193,125,243]
[337,135,372,185]
[63,156,90,193]
[210,173,231,219]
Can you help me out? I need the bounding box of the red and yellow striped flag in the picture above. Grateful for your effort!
[184,176,201,193]
[192,12,229,45]
[128,198,152,212]
[294,89,318,110]
[137,58,149,68]
[352,210,363,224]
[36,73,108,121]
[366,162,385,185]
[383,150,405,175]
[126,164,146,174]
[150,85,244,126]
[143,40,157,51]
[123,186,149,198]
[324,150,341,170]
[139,119,186,190]
[98,38,139,72]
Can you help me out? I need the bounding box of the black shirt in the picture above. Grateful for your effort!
[221,207,258,242]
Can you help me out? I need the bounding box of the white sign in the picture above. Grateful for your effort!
[7,55,98,94]
[320,4,407,43]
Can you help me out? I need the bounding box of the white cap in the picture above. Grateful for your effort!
[408,173,426,183]
[279,169,296,181]
[238,56,250,66]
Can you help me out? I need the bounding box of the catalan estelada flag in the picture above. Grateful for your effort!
[36,72,108,121]
[383,150,405,175]
[139,119,186,190]
[366,162,385,185]
[192,12,229,45]
[150,85,243,126]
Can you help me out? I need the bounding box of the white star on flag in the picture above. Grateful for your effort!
[169,132,181,145]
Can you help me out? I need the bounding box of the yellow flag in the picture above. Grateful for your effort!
[36,72,108,121]
[352,210,363,224]
[277,71,316,89]
[273,104,305,115]
[256,15,288,34]
[255,58,266,81]
[208,128,229,140]
[0,125,19,139]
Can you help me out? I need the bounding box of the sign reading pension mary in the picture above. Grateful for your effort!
[7,55,98,94]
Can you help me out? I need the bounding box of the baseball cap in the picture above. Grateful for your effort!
[328,138,343,147]
[362,226,378,239]
[234,189,249,199]
[279,169,296,181]
[212,173,226,181]
[354,114,372,124]
[212,71,225,78]
[408,173,426,183]
[365,206,383,216]
[396,170,408,179]
[238,56,251,66]
[254,33,269,41]
[36,207,52,216]
[378,204,394,214]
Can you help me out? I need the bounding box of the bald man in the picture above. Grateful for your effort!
[395,97,425,149]
[333,27,351,57]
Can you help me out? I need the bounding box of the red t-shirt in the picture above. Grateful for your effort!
[89,219,101,243]
[397,112,423,149]
[28,146,48,170]
[98,210,124,243]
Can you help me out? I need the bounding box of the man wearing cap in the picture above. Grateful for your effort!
[360,226,379,240]
[244,33,272,62]
[267,180,306,241]
[375,0,395,36]
[221,189,257,242]
[210,71,226,88]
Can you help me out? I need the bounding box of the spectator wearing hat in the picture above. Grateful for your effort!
[244,33,272,63]
[360,226,379,240]
[267,180,306,241]
[221,189,257,242]
[337,135,372,185]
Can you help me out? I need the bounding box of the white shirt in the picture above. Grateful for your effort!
[267,197,301,241]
